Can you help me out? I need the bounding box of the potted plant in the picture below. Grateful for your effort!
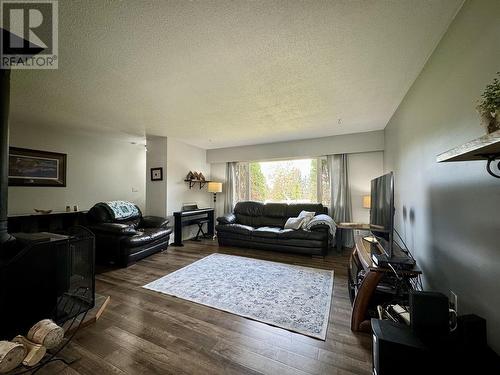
[477,72,500,134]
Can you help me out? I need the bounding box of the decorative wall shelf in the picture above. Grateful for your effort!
[437,130,500,178]
[184,179,211,189]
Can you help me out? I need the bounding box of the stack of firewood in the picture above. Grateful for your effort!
[0,319,64,373]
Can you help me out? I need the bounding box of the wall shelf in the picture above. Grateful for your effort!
[437,130,500,178]
[184,179,211,189]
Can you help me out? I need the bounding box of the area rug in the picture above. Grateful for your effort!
[143,253,334,340]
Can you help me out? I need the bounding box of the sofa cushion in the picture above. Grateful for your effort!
[252,226,281,239]
[234,201,264,227]
[255,216,287,228]
[262,203,287,217]
[279,228,327,241]
[141,216,169,228]
[234,201,264,216]
[216,223,254,236]
[286,203,327,218]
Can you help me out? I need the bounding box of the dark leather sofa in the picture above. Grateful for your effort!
[86,203,172,267]
[216,201,333,256]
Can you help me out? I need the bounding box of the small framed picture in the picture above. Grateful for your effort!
[150,167,163,181]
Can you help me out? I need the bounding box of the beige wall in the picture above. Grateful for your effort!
[166,138,212,240]
[384,0,500,353]
[8,123,146,215]
[146,136,168,217]
[207,130,384,163]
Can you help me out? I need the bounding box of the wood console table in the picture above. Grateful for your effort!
[335,222,371,252]
[8,211,88,233]
[349,234,421,333]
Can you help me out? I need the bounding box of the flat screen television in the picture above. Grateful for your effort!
[370,172,395,258]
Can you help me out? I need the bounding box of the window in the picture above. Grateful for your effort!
[234,158,330,205]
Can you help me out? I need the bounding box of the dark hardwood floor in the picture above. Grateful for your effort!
[41,240,372,375]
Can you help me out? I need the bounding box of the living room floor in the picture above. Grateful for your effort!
[41,240,372,375]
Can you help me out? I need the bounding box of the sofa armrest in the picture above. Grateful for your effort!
[90,223,137,236]
[307,214,336,237]
[309,223,330,232]
[217,213,236,225]
[141,215,169,228]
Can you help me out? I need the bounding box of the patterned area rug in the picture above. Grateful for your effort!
[143,253,334,339]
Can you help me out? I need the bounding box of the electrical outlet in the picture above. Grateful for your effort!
[450,291,458,313]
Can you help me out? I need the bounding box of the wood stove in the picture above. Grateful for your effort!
[0,44,95,340]
[0,227,95,339]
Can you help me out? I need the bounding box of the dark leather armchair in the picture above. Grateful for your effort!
[86,203,172,267]
[216,201,333,256]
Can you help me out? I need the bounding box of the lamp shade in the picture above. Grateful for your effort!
[208,181,222,193]
[362,195,371,209]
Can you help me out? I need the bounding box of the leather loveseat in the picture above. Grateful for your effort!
[86,202,172,267]
[216,201,333,256]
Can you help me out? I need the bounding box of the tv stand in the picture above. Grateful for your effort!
[348,234,421,332]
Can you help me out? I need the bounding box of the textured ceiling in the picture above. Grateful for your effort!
[10,0,463,149]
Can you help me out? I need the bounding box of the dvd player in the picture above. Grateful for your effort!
[372,253,416,270]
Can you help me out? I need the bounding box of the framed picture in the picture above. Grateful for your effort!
[9,147,67,187]
[151,167,163,181]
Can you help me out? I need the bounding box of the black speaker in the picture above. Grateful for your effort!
[409,291,449,341]
[457,314,487,350]
[372,319,429,375]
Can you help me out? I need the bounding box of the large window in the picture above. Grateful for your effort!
[235,158,330,205]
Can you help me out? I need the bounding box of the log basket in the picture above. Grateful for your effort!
[0,226,95,374]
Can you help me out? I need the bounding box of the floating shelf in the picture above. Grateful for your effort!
[437,130,500,178]
[184,179,211,189]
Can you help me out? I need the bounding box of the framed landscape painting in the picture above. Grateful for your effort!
[8,147,67,187]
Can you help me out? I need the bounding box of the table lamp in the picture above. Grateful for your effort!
[208,182,222,205]
[208,182,222,239]
[362,195,371,209]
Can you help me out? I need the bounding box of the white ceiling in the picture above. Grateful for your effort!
[10,0,463,149]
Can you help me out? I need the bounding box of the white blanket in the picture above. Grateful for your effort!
[304,214,337,236]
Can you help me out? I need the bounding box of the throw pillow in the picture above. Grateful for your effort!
[284,216,305,230]
[298,210,316,228]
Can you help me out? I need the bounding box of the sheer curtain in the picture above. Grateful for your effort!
[327,154,354,248]
[224,162,237,214]
[224,162,250,214]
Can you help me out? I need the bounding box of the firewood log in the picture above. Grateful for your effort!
[27,319,64,349]
[12,336,46,367]
[0,340,26,373]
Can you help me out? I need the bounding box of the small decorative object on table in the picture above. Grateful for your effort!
[199,172,205,181]
[477,72,500,134]
[34,209,52,215]
[186,171,194,180]
[150,167,163,181]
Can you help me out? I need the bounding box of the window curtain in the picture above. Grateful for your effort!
[327,154,354,248]
[224,162,237,214]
